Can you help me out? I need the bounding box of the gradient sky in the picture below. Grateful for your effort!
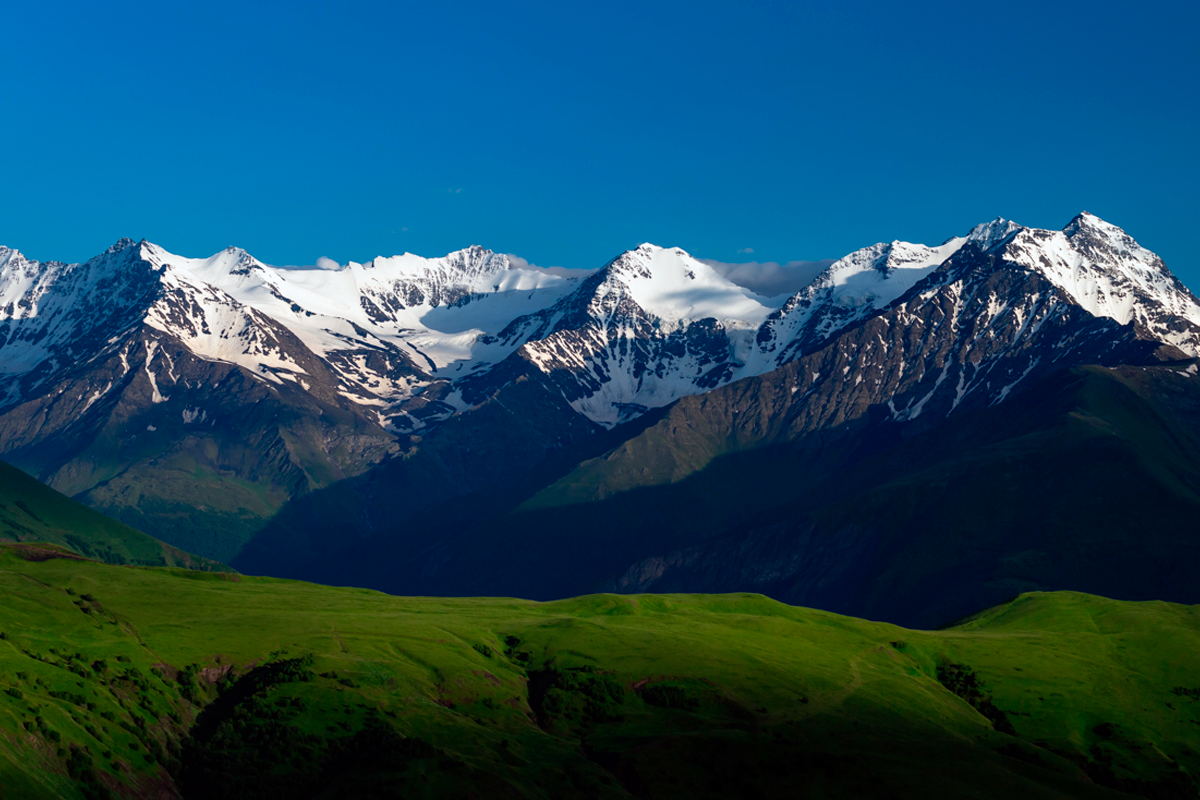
[3,0,1198,286]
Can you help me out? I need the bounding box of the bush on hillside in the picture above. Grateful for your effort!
[936,661,1015,735]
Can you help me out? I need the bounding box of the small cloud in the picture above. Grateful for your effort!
[737,247,755,254]
[505,254,597,280]
[402,226,409,232]
[700,257,836,297]
[277,256,346,272]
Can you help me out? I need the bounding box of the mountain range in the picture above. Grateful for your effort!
[2,212,1199,626]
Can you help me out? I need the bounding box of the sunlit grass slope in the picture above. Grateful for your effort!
[0,545,1197,799]
[0,460,224,570]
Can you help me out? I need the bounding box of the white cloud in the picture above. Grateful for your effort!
[276,256,346,272]
[700,257,835,297]
[505,254,597,280]
[737,247,755,254]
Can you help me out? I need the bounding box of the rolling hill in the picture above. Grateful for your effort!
[0,547,1197,799]
[0,459,223,571]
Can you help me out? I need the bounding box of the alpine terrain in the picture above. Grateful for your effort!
[2,212,1199,625]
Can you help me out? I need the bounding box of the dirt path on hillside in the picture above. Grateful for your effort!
[801,653,864,718]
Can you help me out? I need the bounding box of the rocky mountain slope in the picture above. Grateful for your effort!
[1,213,1197,607]
[290,226,1200,626]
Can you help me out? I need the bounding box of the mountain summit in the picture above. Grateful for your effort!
[2,213,1193,431]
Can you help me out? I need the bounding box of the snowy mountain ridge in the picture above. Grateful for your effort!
[0,212,1196,435]
[997,212,1200,355]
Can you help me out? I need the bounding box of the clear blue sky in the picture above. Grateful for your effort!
[3,1,1198,285]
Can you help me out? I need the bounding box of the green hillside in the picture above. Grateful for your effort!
[0,546,1197,799]
[0,460,225,571]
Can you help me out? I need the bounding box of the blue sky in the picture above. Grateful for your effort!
[3,1,1198,285]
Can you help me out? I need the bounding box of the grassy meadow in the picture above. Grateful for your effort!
[0,543,1197,798]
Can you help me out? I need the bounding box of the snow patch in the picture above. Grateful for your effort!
[144,341,168,404]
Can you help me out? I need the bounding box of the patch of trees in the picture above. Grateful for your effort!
[69,592,107,619]
[638,683,698,710]
[48,689,90,708]
[528,665,626,732]
[935,661,1015,735]
[21,646,120,680]
[176,654,438,800]
[502,635,531,666]
[318,670,360,689]
[2,638,186,793]
[175,663,210,703]
[65,746,113,800]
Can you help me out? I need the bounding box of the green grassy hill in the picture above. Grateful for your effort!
[0,546,1197,799]
[0,460,225,571]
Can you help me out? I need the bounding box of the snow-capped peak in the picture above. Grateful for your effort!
[1062,211,1164,271]
[104,237,139,255]
[0,246,28,270]
[597,243,782,324]
[439,244,509,275]
[359,245,581,302]
[800,236,966,310]
[1063,210,1112,235]
[965,217,1023,252]
[366,244,508,280]
[986,213,1200,354]
[141,242,270,285]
